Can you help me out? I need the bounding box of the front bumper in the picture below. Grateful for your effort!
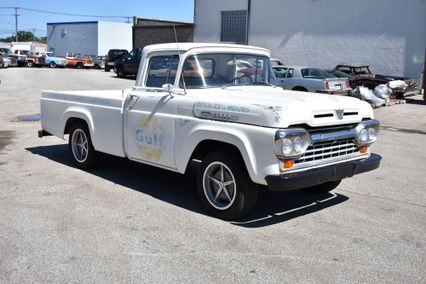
[265,154,382,191]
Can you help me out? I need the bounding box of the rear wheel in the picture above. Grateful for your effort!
[76,62,84,69]
[117,66,126,78]
[105,66,110,72]
[49,61,57,68]
[27,61,34,67]
[304,180,341,194]
[197,151,259,220]
[68,122,99,169]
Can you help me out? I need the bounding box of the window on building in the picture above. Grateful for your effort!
[220,10,247,44]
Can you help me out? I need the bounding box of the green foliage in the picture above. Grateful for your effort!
[0,31,46,43]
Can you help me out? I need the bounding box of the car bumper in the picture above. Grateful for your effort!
[265,154,382,191]
[107,62,114,66]
[84,63,94,67]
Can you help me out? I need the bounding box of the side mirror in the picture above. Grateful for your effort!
[162,83,173,95]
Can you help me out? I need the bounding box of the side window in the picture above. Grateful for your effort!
[274,67,288,78]
[146,55,179,88]
[287,68,294,78]
[128,50,137,60]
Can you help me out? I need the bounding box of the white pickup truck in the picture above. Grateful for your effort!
[39,43,382,220]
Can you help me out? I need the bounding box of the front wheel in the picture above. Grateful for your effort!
[49,61,57,68]
[27,61,34,67]
[197,151,259,220]
[116,66,126,78]
[76,62,84,69]
[68,122,99,169]
[304,180,341,194]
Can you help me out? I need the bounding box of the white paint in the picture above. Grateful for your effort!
[194,0,426,78]
[47,21,132,56]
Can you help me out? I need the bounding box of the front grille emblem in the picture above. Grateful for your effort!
[335,109,344,120]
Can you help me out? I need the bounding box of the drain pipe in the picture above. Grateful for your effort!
[246,0,251,45]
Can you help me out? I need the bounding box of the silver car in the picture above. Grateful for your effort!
[273,66,352,95]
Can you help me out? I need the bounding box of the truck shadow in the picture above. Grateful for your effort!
[26,144,349,227]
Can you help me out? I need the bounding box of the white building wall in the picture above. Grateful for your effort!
[194,0,247,43]
[97,22,132,56]
[194,0,426,78]
[47,22,98,56]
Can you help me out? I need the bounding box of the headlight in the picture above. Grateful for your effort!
[274,129,311,159]
[293,136,304,153]
[355,119,380,146]
[359,128,368,142]
[282,138,293,155]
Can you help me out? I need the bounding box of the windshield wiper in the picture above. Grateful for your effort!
[222,81,275,89]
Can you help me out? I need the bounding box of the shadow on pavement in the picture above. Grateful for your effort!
[26,144,349,227]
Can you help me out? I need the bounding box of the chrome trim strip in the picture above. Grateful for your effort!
[310,128,356,143]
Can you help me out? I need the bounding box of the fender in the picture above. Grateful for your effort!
[175,124,276,185]
[62,107,95,138]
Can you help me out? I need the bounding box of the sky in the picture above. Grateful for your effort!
[0,0,194,38]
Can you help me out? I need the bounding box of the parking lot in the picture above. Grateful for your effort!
[0,68,425,283]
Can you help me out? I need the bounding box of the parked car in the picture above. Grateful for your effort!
[332,64,419,92]
[64,52,94,69]
[270,58,285,67]
[39,42,382,220]
[0,47,27,66]
[273,66,352,95]
[37,52,68,68]
[83,55,105,69]
[105,49,128,72]
[114,48,143,78]
[0,53,11,68]
[14,49,43,67]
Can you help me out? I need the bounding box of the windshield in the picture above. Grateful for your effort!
[22,50,33,55]
[2,49,12,55]
[301,68,335,79]
[354,67,371,75]
[179,53,276,89]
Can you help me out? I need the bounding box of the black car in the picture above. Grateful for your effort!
[105,49,128,72]
[114,48,143,78]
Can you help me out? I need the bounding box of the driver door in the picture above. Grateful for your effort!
[125,54,179,169]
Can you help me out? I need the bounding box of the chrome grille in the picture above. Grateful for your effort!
[295,138,359,164]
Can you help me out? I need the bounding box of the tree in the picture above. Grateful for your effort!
[0,31,46,43]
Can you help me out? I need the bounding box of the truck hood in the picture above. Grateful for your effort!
[191,86,374,128]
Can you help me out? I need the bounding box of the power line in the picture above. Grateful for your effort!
[14,7,129,19]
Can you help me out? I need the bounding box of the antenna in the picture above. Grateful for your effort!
[173,24,187,94]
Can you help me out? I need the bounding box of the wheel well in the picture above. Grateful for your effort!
[191,140,244,162]
[293,86,308,91]
[64,118,88,134]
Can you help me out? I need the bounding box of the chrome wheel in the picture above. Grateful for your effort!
[203,162,236,210]
[71,129,89,163]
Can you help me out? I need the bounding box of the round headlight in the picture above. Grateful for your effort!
[368,128,376,141]
[282,138,293,155]
[293,136,304,153]
[359,128,368,142]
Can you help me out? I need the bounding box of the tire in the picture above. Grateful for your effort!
[293,86,308,92]
[49,61,57,68]
[76,62,84,69]
[196,151,259,220]
[27,61,34,67]
[0,62,3,68]
[117,66,126,78]
[68,122,99,169]
[94,64,101,69]
[105,66,110,72]
[304,180,341,194]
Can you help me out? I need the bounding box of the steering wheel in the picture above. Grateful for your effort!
[229,75,253,84]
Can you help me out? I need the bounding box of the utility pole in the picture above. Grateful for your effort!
[14,7,19,42]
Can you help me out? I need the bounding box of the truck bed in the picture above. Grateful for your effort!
[40,89,129,157]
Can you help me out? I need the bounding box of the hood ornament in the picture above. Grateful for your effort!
[335,109,344,120]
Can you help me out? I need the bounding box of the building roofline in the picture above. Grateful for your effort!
[133,16,193,25]
[47,21,98,25]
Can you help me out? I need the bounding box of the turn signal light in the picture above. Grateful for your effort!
[283,159,295,169]
[360,146,368,154]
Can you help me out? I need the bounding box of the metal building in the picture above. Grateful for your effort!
[194,0,426,79]
[47,21,132,56]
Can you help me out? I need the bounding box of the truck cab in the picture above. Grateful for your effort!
[65,52,94,69]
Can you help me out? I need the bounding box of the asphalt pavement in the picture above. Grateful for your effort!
[0,68,425,283]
